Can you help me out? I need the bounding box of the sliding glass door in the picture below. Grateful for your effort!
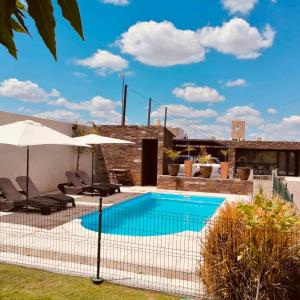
[278,151,297,176]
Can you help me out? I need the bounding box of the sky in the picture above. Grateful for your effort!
[1,0,300,140]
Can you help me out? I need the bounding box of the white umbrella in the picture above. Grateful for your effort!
[73,134,135,195]
[0,120,90,211]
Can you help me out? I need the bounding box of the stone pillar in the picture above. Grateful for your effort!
[228,146,236,170]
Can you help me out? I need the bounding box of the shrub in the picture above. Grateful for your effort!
[163,148,181,164]
[199,192,300,300]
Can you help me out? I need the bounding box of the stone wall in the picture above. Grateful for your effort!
[95,125,174,186]
[158,175,253,195]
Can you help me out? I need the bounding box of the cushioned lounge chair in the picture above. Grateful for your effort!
[0,178,61,215]
[76,170,120,193]
[16,176,75,207]
[65,171,111,197]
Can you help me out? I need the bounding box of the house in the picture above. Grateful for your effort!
[173,138,300,177]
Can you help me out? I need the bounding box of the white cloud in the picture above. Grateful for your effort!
[221,0,258,15]
[257,116,300,141]
[18,107,37,114]
[167,110,300,141]
[119,21,206,66]
[0,78,50,102]
[74,50,128,76]
[73,71,87,78]
[49,88,60,97]
[49,96,122,124]
[101,0,129,5]
[225,78,247,87]
[217,105,263,125]
[34,110,81,123]
[167,118,230,139]
[199,18,275,59]
[173,84,225,103]
[151,104,218,119]
[118,18,275,66]
[267,107,277,114]
[281,115,300,127]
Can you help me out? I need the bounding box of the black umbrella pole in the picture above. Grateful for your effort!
[92,197,104,285]
[26,146,29,213]
[92,150,94,197]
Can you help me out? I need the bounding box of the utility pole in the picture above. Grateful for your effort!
[120,73,125,126]
[147,98,152,127]
[121,84,128,126]
[164,106,168,128]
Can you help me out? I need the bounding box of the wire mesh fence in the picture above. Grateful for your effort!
[0,199,212,298]
[1,195,299,298]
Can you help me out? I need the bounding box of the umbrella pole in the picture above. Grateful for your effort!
[26,146,29,213]
[92,149,94,197]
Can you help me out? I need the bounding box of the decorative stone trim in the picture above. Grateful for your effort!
[157,175,253,195]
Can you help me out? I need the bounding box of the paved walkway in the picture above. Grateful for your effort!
[253,179,273,197]
[284,177,300,210]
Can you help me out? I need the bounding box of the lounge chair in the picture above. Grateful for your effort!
[76,170,121,193]
[65,171,111,197]
[0,178,61,215]
[16,176,75,207]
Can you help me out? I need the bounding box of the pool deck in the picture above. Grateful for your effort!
[0,187,250,297]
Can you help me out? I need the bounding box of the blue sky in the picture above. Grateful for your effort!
[1,0,300,140]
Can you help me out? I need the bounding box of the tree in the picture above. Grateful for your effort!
[0,0,84,60]
[72,122,98,171]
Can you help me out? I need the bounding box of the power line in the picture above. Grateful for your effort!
[127,85,211,138]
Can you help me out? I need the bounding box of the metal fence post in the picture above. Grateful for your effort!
[92,197,104,285]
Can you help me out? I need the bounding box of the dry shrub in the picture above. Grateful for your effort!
[199,192,300,300]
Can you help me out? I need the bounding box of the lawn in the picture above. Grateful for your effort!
[0,264,179,300]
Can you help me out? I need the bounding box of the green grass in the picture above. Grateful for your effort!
[0,264,178,300]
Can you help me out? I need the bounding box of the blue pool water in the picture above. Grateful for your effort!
[80,193,224,236]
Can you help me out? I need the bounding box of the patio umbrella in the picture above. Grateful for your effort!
[0,120,90,211]
[73,134,135,195]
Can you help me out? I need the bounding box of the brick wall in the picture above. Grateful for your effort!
[157,175,253,195]
[94,125,174,186]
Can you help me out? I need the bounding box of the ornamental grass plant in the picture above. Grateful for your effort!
[199,191,300,300]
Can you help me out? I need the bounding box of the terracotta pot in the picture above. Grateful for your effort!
[237,167,250,180]
[220,162,229,179]
[184,160,193,177]
[168,164,180,176]
[200,166,212,178]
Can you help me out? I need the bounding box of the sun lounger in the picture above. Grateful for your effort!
[65,171,111,197]
[0,178,61,215]
[76,170,121,193]
[16,176,75,207]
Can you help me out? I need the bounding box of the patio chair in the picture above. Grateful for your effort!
[65,171,111,197]
[0,178,62,215]
[76,170,121,193]
[16,176,75,207]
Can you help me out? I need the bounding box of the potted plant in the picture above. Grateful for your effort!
[237,167,251,180]
[220,149,229,180]
[164,148,181,176]
[183,143,196,177]
[198,146,212,178]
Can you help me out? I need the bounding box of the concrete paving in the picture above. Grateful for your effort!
[0,188,250,297]
[284,177,300,210]
[253,179,273,197]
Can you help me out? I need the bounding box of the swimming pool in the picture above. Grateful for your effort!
[80,192,224,236]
